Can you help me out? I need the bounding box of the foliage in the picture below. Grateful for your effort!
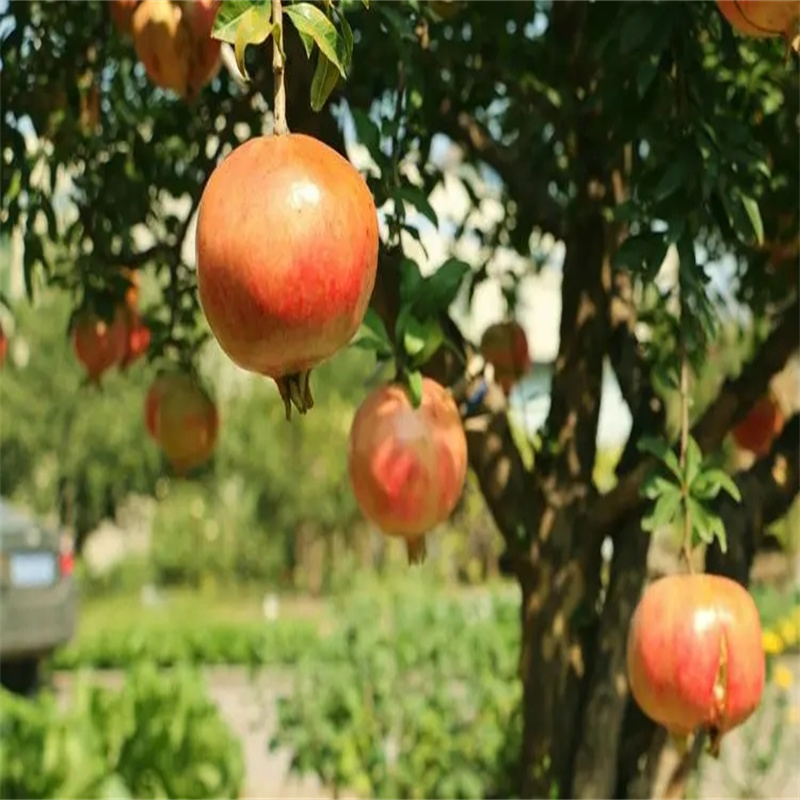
[0,661,244,799]
[50,617,319,671]
[271,578,522,799]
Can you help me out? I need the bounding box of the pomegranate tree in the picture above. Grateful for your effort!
[347,377,468,562]
[480,320,531,396]
[196,133,379,420]
[71,308,129,384]
[627,573,766,755]
[716,1,800,51]
[732,393,784,456]
[152,372,218,474]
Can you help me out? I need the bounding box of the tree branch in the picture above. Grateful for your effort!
[592,298,800,537]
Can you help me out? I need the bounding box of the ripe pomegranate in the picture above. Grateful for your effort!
[119,308,152,370]
[196,133,379,420]
[132,0,191,95]
[153,372,218,474]
[716,1,800,51]
[627,573,765,755]
[347,377,468,562]
[144,371,187,439]
[110,0,139,35]
[732,393,784,457]
[182,0,222,97]
[480,320,530,396]
[71,308,128,384]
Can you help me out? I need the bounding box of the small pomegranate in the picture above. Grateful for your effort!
[716,1,800,51]
[196,133,379,419]
[119,308,152,370]
[480,320,530,396]
[110,0,140,35]
[154,372,218,474]
[347,377,468,562]
[144,371,188,439]
[132,0,191,95]
[732,393,784,457]
[71,308,129,384]
[627,573,766,755]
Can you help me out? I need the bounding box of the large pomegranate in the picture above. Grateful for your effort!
[627,573,765,755]
[71,308,129,384]
[732,393,784,457]
[480,320,530,396]
[196,133,379,419]
[132,0,191,95]
[110,0,139,35]
[347,377,468,562]
[153,372,218,474]
[716,1,800,49]
[144,371,188,439]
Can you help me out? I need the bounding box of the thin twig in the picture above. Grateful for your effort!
[272,0,288,136]
[679,337,693,573]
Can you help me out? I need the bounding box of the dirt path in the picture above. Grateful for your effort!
[52,657,800,800]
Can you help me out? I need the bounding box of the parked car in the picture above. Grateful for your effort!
[0,498,78,695]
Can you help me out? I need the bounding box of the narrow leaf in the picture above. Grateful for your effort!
[212,0,268,43]
[740,195,764,247]
[405,369,424,409]
[284,3,348,77]
[232,4,275,80]
[309,51,340,112]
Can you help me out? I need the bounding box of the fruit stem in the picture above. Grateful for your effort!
[405,535,427,566]
[271,0,289,136]
[275,371,314,421]
[679,340,694,574]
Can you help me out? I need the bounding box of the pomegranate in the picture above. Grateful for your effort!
[71,308,128,384]
[732,393,784,456]
[119,307,152,370]
[110,0,139,35]
[182,0,222,97]
[480,320,530,396]
[144,371,188,439]
[153,372,219,474]
[196,133,379,419]
[716,1,800,50]
[347,377,468,562]
[132,0,191,95]
[627,573,765,755]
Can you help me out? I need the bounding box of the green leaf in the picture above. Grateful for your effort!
[740,195,765,247]
[613,233,667,280]
[416,258,470,316]
[637,436,682,479]
[309,51,341,112]
[399,258,424,306]
[619,6,655,55]
[212,0,268,43]
[402,315,445,367]
[350,308,393,359]
[690,468,742,503]
[683,436,702,488]
[350,109,383,168]
[641,472,678,501]
[651,155,692,204]
[231,4,275,80]
[393,185,438,228]
[284,3,348,78]
[688,498,727,552]
[405,369,424,409]
[642,485,682,532]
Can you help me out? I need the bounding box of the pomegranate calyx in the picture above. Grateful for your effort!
[405,535,428,566]
[275,370,315,421]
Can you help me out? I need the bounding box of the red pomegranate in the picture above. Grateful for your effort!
[71,308,129,384]
[119,308,152,370]
[347,377,468,562]
[182,0,222,97]
[480,320,530,396]
[732,394,784,457]
[154,372,218,474]
[196,133,379,420]
[716,1,800,50]
[627,573,765,754]
[144,371,187,439]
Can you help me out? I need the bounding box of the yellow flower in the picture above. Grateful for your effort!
[763,630,784,656]
[780,618,799,647]
[772,663,794,691]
